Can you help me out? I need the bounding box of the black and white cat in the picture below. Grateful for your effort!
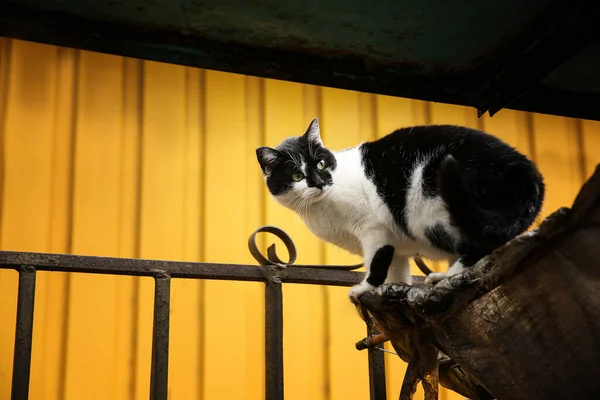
[256,118,544,299]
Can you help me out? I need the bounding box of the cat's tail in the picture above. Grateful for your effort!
[437,154,485,240]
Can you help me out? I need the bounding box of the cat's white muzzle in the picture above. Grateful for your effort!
[311,187,330,202]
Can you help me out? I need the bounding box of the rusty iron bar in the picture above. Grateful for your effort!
[11,266,36,400]
[0,251,362,286]
[355,333,390,351]
[367,325,387,400]
[265,274,284,400]
[150,274,171,400]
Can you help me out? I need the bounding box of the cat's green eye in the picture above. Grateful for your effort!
[292,172,304,182]
[317,160,327,170]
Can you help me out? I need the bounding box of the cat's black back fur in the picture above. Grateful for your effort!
[360,124,544,266]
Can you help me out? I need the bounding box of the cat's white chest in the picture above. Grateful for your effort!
[299,147,399,256]
[303,199,364,255]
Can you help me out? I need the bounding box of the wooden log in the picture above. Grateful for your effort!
[358,165,600,400]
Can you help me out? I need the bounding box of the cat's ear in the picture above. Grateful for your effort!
[303,117,323,146]
[256,146,280,175]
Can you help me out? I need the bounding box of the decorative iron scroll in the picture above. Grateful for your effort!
[248,225,364,270]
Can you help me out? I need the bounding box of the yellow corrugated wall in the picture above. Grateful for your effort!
[1,38,600,400]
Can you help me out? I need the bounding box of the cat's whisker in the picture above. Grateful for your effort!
[283,149,300,169]
[298,196,310,220]
[282,192,305,212]
[288,193,304,210]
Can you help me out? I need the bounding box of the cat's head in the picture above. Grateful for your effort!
[256,118,337,208]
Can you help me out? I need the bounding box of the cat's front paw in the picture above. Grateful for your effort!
[348,281,377,301]
[424,272,447,285]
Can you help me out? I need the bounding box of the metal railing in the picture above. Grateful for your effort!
[0,226,387,400]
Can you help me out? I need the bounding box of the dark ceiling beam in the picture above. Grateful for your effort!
[475,0,600,117]
[509,86,600,122]
[0,2,478,109]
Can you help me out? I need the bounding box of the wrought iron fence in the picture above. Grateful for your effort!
[0,226,387,400]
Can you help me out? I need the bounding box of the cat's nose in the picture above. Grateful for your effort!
[312,179,324,189]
